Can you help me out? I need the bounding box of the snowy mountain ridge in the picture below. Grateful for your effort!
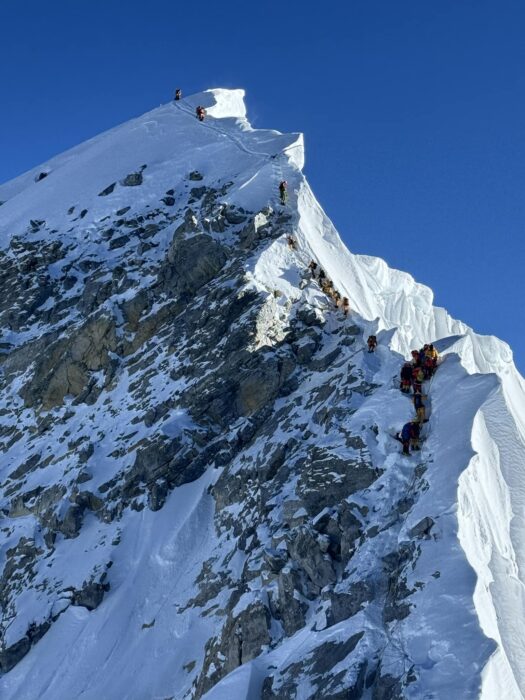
[0,88,524,699]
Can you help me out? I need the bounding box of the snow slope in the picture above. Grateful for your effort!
[1,88,524,699]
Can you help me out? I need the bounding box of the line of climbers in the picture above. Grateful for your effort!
[395,344,440,456]
[299,260,351,317]
[175,88,375,354]
[174,89,288,209]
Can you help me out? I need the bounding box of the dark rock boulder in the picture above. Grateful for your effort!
[286,527,337,589]
[60,504,84,538]
[325,583,373,626]
[122,172,143,187]
[0,636,31,673]
[235,362,281,416]
[98,182,116,196]
[164,234,228,296]
[409,516,434,539]
[72,579,109,610]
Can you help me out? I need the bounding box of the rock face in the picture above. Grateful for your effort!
[0,182,422,697]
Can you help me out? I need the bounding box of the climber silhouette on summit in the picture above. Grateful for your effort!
[175,89,182,101]
[279,180,288,205]
[196,106,206,121]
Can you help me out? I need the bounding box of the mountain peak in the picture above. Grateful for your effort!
[0,88,304,244]
[1,89,524,700]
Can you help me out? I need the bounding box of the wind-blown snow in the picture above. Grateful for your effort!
[1,87,524,700]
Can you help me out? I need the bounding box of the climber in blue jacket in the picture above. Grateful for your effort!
[396,421,421,455]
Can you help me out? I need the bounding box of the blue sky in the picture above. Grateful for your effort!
[1,0,524,371]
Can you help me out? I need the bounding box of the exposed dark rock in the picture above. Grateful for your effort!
[98,183,116,196]
[0,636,31,673]
[287,527,336,589]
[263,547,288,573]
[223,205,247,225]
[189,186,207,201]
[72,579,109,610]
[296,306,324,327]
[196,601,271,697]
[409,516,434,539]
[148,480,169,511]
[371,670,403,700]
[109,234,131,250]
[163,233,227,297]
[236,362,280,416]
[60,504,84,538]
[325,583,373,626]
[276,567,308,635]
[297,447,376,516]
[122,172,143,186]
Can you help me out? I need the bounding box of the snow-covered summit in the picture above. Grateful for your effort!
[0,88,524,700]
[0,88,303,239]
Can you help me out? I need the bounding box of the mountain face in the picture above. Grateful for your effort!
[0,89,524,700]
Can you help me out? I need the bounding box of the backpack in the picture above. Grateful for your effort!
[409,422,420,439]
[401,365,412,380]
[401,423,412,440]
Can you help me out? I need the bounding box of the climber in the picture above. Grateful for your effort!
[300,260,318,289]
[321,278,334,296]
[397,421,421,455]
[318,268,326,282]
[342,297,350,317]
[279,180,288,206]
[410,350,421,366]
[413,393,426,423]
[429,343,439,366]
[412,365,425,395]
[367,335,377,353]
[308,260,318,278]
[423,354,435,380]
[400,362,413,393]
[174,88,182,101]
[333,290,341,308]
[196,106,206,121]
[287,235,297,250]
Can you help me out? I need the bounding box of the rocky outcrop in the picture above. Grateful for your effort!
[163,231,228,297]
[0,171,431,700]
[20,314,118,409]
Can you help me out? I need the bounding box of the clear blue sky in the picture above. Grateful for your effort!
[1,1,524,372]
